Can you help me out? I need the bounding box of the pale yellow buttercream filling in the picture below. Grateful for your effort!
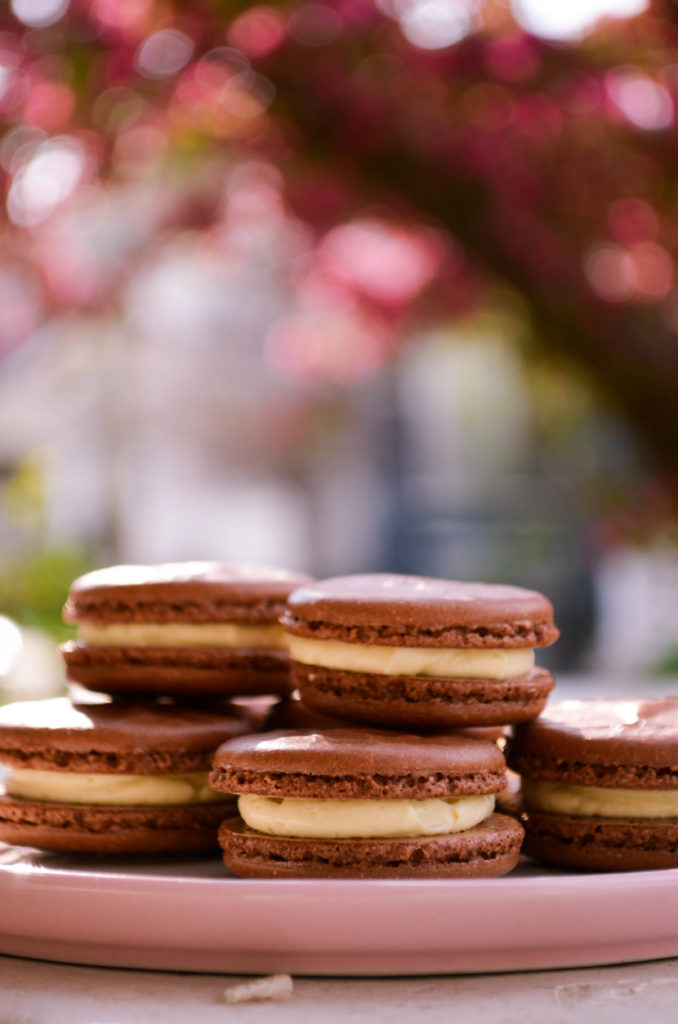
[78,622,287,649]
[4,768,230,805]
[522,778,678,819]
[238,793,495,838]
[287,636,534,679]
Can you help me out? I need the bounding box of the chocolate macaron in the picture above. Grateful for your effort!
[281,574,558,729]
[508,698,678,871]
[210,728,524,878]
[61,562,312,699]
[0,697,249,854]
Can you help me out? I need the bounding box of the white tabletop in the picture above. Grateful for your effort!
[2,954,678,1023]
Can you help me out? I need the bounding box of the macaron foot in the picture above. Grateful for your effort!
[218,813,524,879]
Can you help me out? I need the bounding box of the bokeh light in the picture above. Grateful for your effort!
[23,81,75,132]
[10,0,69,29]
[584,244,635,302]
[90,0,152,36]
[512,0,647,41]
[0,125,46,174]
[607,68,673,130]
[7,136,88,227]
[135,29,194,79]
[630,242,674,301]
[227,6,287,59]
[318,220,441,307]
[394,0,479,50]
[585,241,674,303]
[221,72,276,120]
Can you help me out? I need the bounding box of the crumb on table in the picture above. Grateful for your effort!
[219,974,294,1005]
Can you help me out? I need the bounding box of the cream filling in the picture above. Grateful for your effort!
[238,793,495,838]
[4,768,230,806]
[522,778,678,819]
[78,622,287,649]
[287,636,534,679]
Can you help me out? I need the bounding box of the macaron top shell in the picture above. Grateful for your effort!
[0,697,250,774]
[508,698,678,787]
[64,562,313,624]
[282,574,558,648]
[210,727,507,799]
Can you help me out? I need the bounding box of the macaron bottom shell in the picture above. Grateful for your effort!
[519,807,678,872]
[0,794,236,855]
[294,664,555,729]
[218,812,524,879]
[61,641,294,699]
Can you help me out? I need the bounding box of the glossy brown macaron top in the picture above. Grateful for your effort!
[282,574,559,649]
[64,562,313,625]
[508,698,678,787]
[0,697,250,774]
[210,727,507,800]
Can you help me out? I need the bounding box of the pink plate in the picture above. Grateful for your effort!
[1,844,678,975]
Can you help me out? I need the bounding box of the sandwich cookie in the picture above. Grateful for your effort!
[0,697,249,854]
[282,574,558,729]
[508,698,678,871]
[210,728,524,878]
[61,562,312,698]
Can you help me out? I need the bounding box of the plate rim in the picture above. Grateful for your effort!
[3,848,678,976]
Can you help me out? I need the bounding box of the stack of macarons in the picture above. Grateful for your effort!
[3,561,674,879]
[0,561,312,856]
[507,698,678,872]
[60,562,312,701]
[209,572,561,879]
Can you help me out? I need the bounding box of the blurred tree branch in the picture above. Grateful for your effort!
[255,5,678,481]
[2,0,678,502]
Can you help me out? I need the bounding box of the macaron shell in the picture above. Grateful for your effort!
[0,697,249,773]
[64,562,313,624]
[218,813,524,878]
[283,574,559,649]
[210,727,507,799]
[212,726,505,775]
[0,794,234,855]
[61,642,294,699]
[509,698,678,775]
[519,807,678,872]
[295,665,554,729]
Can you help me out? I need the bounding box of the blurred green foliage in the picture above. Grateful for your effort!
[652,648,678,676]
[2,452,47,532]
[0,451,91,639]
[0,548,89,642]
